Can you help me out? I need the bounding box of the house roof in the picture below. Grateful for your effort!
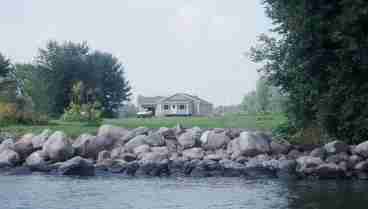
[159,93,212,105]
[137,96,165,105]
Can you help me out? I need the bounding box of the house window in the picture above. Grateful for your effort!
[172,105,176,109]
[164,105,169,110]
[179,104,186,110]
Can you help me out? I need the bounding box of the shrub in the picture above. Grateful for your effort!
[61,101,102,124]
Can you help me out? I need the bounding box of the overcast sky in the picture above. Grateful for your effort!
[1,0,272,106]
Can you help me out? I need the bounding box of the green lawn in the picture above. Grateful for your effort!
[0,113,286,139]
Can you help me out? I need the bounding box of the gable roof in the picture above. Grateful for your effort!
[137,96,165,105]
[159,93,212,105]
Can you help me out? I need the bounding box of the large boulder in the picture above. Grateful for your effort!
[0,138,14,153]
[178,129,200,149]
[324,140,349,155]
[220,159,246,177]
[310,147,326,159]
[144,132,165,147]
[314,163,344,179]
[270,139,291,155]
[296,156,324,174]
[133,145,151,157]
[84,135,117,159]
[0,149,20,167]
[354,141,368,158]
[140,152,168,163]
[276,159,298,180]
[72,133,96,157]
[32,129,52,150]
[230,132,271,157]
[13,133,35,159]
[57,156,94,176]
[183,148,204,160]
[201,131,231,150]
[42,131,74,162]
[25,151,49,171]
[97,124,129,142]
[124,135,148,152]
[120,127,150,145]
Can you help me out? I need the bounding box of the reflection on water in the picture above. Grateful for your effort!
[0,175,367,209]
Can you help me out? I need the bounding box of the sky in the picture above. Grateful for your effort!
[0,0,272,106]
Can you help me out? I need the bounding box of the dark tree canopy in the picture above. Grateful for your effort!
[251,0,368,143]
[0,53,12,78]
[31,41,131,117]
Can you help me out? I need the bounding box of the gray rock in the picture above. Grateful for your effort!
[270,139,291,155]
[72,134,96,158]
[158,127,176,139]
[42,131,74,162]
[314,163,343,179]
[354,141,368,158]
[84,135,118,159]
[124,135,148,152]
[354,160,368,171]
[97,150,111,164]
[288,149,303,159]
[310,147,326,159]
[140,151,168,163]
[219,159,246,177]
[178,130,199,149]
[296,156,324,174]
[58,156,95,176]
[201,131,231,150]
[144,132,165,146]
[232,132,271,157]
[324,140,349,155]
[32,129,52,149]
[151,146,169,155]
[277,159,297,180]
[25,151,49,171]
[97,124,129,141]
[325,152,349,164]
[133,145,151,157]
[0,138,14,153]
[0,149,20,167]
[182,148,204,160]
[13,133,35,159]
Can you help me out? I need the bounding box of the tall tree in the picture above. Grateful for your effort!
[251,0,368,143]
[36,40,131,117]
[256,77,271,112]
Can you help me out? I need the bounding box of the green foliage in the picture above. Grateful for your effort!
[61,82,102,125]
[0,53,12,78]
[35,41,131,117]
[252,0,368,144]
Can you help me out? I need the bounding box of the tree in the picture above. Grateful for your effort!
[0,53,16,102]
[0,53,12,78]
[241,91,257,114]
[251,1,368,143]
[35,40,131,117]
[256,77,271,112]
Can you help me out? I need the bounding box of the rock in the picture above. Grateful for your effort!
[354,160,368,171]
[97,124,129,141]
[314,163,343,179]
[110,147,125,159]
[25,151,49,171]
[168,159,186,177]
[354,141,368,158]
[324,140,349,155]
[32,129,52,149]
[174,124,185,136]
[325,152,349,164]
[190,160,222,177]
[310,147,326,159]
[97,150,111,164]
[136,160,169,177]
[133,145,151,157]
[158,127,176,139]
[232,132,271,157]
[108,160,128,173]
[165,139,179,153]
[349,155,363,168]
[140,152,168,162]
[277,159,298,180]
[144,132,165,146]
[42,131,74,162]
[288,149,303,159]
[270,139,291,155]
[182,148,204,160]
[178,130,199,149]
[0,149,20,167]
[124,135,148,152]
[0,138,14,153]
[85,135,118,159]
[13,133,35,159]
[58,156,94,176]
[201,131,231,150]
[72,134,96,158]
[219,159,246,177]
[296,156,324,174]
[204,154,224,161]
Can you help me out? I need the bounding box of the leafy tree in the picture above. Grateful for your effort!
[0,53,12,78]
[241,91,257,114]
[251,0,368,143]
[36,41,131,117]
[256,77,271,112]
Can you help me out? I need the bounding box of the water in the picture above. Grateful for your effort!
[0,175,367,209]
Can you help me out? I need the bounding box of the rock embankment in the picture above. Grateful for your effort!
[1,125,368,180]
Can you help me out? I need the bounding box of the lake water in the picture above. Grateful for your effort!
[1,175,367,209]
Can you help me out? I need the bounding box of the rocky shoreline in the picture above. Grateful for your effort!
[1,125,368,180]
